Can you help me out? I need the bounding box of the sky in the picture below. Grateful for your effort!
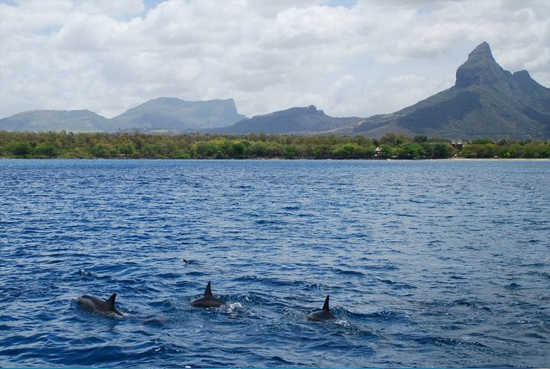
[0,0,549,120]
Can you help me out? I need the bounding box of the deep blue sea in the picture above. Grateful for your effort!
[0,159,549,368]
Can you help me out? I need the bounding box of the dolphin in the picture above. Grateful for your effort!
[190,282,224,308]
[307,295,336,321]
[77,293,123,317]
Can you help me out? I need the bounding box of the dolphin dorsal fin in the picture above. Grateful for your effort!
[204,282,213,297]
[322,295,330,312]
[106,293,117,309]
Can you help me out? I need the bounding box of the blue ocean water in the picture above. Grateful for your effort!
[0,159,549,368]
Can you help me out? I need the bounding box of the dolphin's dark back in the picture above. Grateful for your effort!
[307,295,336,321]
[190,282,224,308]
[78,293,123,316]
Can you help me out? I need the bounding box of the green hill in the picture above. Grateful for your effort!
[0,110,111,132]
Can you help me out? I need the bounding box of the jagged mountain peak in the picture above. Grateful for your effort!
[467,42,494,62]
[455,41,511,88]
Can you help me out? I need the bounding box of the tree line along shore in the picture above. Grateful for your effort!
[1,131,549,160]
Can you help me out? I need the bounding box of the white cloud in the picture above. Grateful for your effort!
[0,0,549,120]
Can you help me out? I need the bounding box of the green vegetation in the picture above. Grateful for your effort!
[0,131,549,160]
[460,139,550,159]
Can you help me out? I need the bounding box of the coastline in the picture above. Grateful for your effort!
[1,156,549,161]
[2,131,549,160]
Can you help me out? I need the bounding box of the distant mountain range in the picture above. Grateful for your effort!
[212,105,363,135]
[0,98,246,133]
[1,42,549,139]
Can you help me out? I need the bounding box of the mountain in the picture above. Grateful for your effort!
[351,42,550,139]
[112,97,246,130]
[2,43,548,138]
[0,110,111,132]
[0,98,247,132]
[211,105,364,134]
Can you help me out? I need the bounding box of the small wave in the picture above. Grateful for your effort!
[78,269,95,278]
[536,323,550,334]
[332,268,365,277]
[233,275,308,289]
[360,309,413,324]
[232,184,253,190]
[149,298,181,311]
[156,273,182,279]
[222,302,249,317]
[334,319,378,338]
[450,299,492,312]
[118,278,139,285]
[141,318,165,326]
[255,219,289,227]
[378,279,416,289]
[395,213,415,218]
[427,240,444,247]
[521,262,546,268]
[268,355,296,366]
[226,302,243,310]
[185,271,205,277]
[525,332,546,339]
[414,335,488,348]
[230,293,274,307]
[361,263,399,271]
[282,205,300,210]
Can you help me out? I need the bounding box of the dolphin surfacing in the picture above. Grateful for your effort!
[307,295,336,321]
[190,282,224,308]
[77,293,123,317]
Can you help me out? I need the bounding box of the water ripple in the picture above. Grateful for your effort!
[0,159,549,367]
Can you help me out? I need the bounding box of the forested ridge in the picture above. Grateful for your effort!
[1,131,549,159]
